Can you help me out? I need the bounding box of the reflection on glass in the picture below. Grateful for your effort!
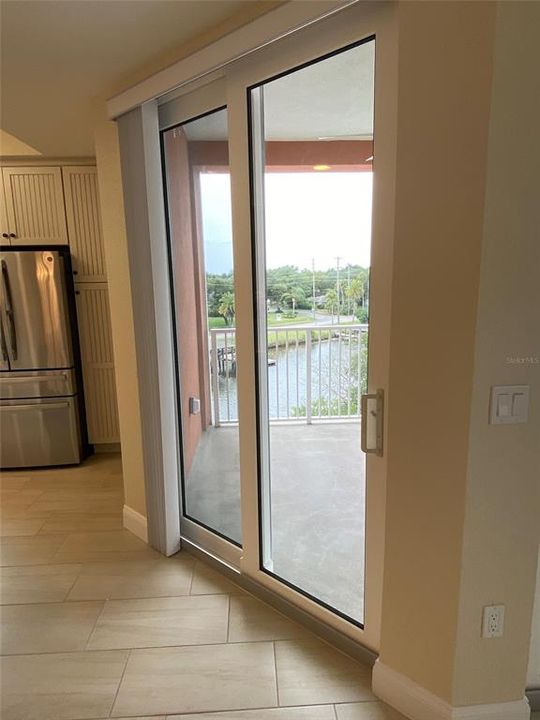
[163,108,241,545]
[250,40,375,623]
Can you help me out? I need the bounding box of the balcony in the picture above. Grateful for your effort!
[210,322,368,425]
[186,323,367,622]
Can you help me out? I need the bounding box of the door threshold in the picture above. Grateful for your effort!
[182,540,377,669]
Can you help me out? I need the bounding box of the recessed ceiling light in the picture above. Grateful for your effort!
[313,164,331,171]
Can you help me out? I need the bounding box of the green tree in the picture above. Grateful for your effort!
[280,286,306,315]
[206,273,233,316]
[218,291,235,325]
[345,276,364,314]
[324,288,339,316]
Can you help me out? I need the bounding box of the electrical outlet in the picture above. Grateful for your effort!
[482,605,505,638]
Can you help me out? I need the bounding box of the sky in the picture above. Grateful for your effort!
[200,172,373,274]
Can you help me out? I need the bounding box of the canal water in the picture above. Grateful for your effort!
[215,333,368,423]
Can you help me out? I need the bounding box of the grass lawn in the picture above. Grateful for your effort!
[209,314,312,329]
[267,312,312,326]
[207,316,227,329]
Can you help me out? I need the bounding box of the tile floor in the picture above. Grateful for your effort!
[0,454,406,720]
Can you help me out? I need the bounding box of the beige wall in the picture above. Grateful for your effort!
[378,0,496,703]
[529,551,540,688]
[94,118,147,517]
[0,129,41,156]
[379,0,540,707]
[453,1,540,704]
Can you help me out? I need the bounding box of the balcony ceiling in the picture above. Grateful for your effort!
[184,40,375,143]
[0,0,279,157]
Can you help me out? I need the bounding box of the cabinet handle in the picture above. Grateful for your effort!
[8,233,16,239]
[1,234,8,239]
[73,270,78,275]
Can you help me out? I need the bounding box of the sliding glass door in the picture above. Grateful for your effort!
[159,0,393,647]
[162,89,242,561]
[249,39,375,626]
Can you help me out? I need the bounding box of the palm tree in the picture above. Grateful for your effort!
[324,288,339,322]
[280,287,305,316]
[345,276,364,314]
[218,291,235,325]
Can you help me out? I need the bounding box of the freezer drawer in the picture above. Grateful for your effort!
[0,396,82,468]
[0,369,77,400]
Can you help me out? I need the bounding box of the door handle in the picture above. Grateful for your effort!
[1,260,17,360]
[360,389,384,456]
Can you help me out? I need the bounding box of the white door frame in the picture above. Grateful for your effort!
[116,0,398,653]
[117,102,181,557]
[227,0,397,653]
[159,80,243,569]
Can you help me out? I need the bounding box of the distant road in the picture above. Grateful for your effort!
[310,312,357,326]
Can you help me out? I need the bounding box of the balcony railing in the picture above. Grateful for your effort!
[210,323,368,426]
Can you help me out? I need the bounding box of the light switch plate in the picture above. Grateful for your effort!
[490,385,529,425]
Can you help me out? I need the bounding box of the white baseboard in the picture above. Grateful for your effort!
[123,504,148,543]
[372,660,531,720]
[527,687,540,712]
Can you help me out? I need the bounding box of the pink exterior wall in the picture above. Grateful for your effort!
[189,139,373,172]
[164,128,208,474]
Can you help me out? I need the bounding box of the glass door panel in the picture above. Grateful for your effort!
[162,107,242,547]
[249,39,375,625]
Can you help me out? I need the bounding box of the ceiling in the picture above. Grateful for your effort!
[0,0,279,157]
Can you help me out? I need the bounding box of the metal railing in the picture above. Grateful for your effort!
[210,323,368,426]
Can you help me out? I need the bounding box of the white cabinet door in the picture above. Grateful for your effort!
[75,283,120,444]
[2,167,68,245]
[62,167,107,282]
[0,178,10,244]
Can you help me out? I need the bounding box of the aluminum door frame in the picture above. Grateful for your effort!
[159,79,242,569]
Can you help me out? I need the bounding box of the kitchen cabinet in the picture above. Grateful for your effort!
[1,167,68,245]
[62,166,107,282]
[75,283,120,444]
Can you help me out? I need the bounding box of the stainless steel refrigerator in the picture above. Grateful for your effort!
[0,247,88,468]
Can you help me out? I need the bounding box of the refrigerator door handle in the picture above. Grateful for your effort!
[0,372,69,384]
[0,401,70,412]
[1,260,17,360]
[0,321,8,363]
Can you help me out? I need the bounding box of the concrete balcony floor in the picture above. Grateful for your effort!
[185,422,365,623]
